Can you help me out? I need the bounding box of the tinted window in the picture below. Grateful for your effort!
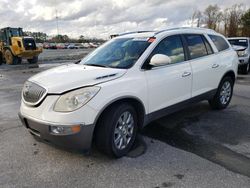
[228,39,248,47]
[185,34,208,59]
[209,35,229,52]
[150,35,185,64]
[203,36,213,55]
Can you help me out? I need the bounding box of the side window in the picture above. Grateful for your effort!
[185,34,208,59]
[208,35,229,52]
[202,36,213,55]
[151,35,185,64]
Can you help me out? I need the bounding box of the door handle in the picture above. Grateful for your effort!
[212,64,219,68]
[182,71,191,77]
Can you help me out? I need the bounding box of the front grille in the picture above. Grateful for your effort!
[23,37,36,50]
[22,81,46,105]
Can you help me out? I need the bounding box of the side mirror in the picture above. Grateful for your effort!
[149,54,171,67]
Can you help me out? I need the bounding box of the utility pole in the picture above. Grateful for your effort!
[56,10,59,37]
[55,0,59,38]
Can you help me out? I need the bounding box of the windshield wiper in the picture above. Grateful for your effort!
[84,63,110,68]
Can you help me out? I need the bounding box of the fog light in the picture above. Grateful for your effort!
[50,125,81,135]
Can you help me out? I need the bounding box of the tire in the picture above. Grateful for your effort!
[0,52,3,65]
[95,103,138,158]
[241,63,249,75]
[27,56,38,64]
[17,57,22,64]
[4,49,20,65]
[209,77,234,110]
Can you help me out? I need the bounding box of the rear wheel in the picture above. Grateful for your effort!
[95,103,138,158]
[27,56,38,64]
[209,77,234,110]
[4,49,21,65]
[0,52,3,65]
[241,63,249,74]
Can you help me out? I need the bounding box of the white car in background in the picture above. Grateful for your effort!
[228,37,250,74]
[19,27,238,158]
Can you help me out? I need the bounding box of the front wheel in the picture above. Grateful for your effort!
[27,56,38,64]
[209,77,234,110]
[241,63,249,75]
[95,103,138,158]
[0,52,3,65]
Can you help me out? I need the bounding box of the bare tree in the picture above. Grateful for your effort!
[222,8,231,36]
[204,5,222,30]
[228,4,245,37]
[191,10,203,27]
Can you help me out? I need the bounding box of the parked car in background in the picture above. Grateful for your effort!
[19,28,238,158]
[56,43,66,49]
[82,43,91,48]
[75,43,85,49]
[89,42,98,48]
[43,42,50,49]
[67,43,76,49]
[228,37,250,74]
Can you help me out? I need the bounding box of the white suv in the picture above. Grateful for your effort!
[228,37,250,74]
[19,28,238,157]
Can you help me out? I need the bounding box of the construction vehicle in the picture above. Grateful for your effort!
[0,27,42,65]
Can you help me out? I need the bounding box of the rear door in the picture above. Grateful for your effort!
[183,34,221,97]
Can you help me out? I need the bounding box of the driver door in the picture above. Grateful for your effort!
[144,35,192,114]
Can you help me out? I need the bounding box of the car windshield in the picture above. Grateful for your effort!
[9,28,22,37]
[80,38,151,69]
[228,39,248,47]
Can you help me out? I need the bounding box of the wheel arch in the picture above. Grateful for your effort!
[3,46,15,56]
[221,70,236,85]
[92,96,146,137]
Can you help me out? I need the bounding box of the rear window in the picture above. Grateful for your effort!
[228,39,248,47]
[208,35,229,52]
[185,34,208,59]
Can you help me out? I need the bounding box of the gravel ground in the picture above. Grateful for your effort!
[0,50,250,188]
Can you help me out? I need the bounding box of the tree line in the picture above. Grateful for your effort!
[24,32,105,43]
[190,4,250,37]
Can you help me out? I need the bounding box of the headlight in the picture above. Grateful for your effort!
[237,50,247,57]
[54,86,100,112]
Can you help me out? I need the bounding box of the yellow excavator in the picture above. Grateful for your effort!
[0,27,42,65]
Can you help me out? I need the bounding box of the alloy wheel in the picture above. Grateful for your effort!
[113,111,134,150]
[219,81,232,105]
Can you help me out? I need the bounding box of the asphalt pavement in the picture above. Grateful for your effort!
[0,51,250,188]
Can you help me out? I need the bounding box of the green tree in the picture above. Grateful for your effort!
[241,9,250,37]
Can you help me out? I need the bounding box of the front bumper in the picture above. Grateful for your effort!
[238,56,249,66]
[16,48,43,58]
[18,112,95,151]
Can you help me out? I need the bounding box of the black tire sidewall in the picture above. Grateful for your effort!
[28,56,38,64]
[97,103,138,158]
[242,63,249,74]
[0,53,2,65]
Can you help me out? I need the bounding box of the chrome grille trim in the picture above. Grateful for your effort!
[22,81,47,106]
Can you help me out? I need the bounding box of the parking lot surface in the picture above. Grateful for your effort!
[0,50,250,188]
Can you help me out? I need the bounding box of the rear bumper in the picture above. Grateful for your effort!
[18,112,94,151]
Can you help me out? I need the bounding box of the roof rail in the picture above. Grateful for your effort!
[155,27,216,35]
[118,30,154,36]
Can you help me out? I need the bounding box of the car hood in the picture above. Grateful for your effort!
[231,45,247,51]
[28,64,127,93]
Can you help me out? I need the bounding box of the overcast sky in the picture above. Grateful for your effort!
[0,0,249,39]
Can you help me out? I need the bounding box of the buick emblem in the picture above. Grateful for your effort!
[23,83,31,96]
